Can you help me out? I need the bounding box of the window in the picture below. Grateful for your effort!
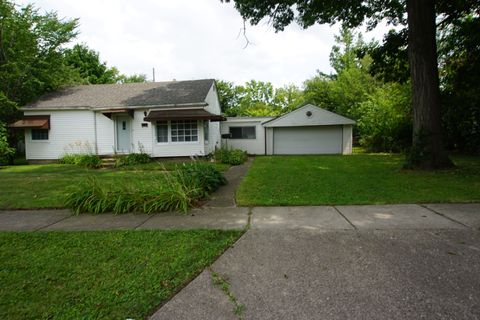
[171,120,198,142]
[230,126,255,139]
[156,121,168,143]
[31,129,48,140]
[203,121,209,143]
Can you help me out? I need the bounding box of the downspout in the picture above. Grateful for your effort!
[93,111,98,155]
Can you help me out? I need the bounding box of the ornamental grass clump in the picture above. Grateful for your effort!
[114,153,151,167]
[214,148,248,165]
[59,154,102,169]
[65,162,226,214]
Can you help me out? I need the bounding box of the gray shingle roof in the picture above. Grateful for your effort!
[23,79,215,110]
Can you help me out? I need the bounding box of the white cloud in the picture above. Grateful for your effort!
[17,0,392,87]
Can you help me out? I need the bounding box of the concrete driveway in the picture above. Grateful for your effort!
[152,204,480,320]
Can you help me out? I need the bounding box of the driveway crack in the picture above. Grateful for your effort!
[209,268,245,319]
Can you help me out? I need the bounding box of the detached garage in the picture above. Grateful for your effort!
[264,105,354,155]
[221,104,355,155]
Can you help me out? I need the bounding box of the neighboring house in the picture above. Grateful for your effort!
[10,79,224,160]
[220,104,355,155]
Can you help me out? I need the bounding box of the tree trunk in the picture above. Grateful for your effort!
[406,0,453,169]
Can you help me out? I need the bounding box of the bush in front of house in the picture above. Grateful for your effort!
[214,148,248,165]
[59,154,102,169]
[175,162,227,197]
[114,153,151,167]
[65,162,226,214]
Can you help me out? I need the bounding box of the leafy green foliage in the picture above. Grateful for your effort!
[176,162,227,196]
[304,28,378,120]
[216,79,303,116]
[58,154,102,169]
[237,155,480,206]
[0,0,79,123]
[357,83,411,152]
[439,15,480,155]
[0,122,14,163]
[63,44,147,85]
[114,153,151,167]
[214,148,248,165]
[63,44,121,84]
[65,162,226,214]
[0,230,242,319]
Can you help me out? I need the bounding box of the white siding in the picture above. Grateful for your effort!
[204,83,221,154]
[220,118,271,155]
[95,112,115,155]
[342,125,353,155]
[25,110,96,160]
[151,120,206,157]
[266,127,274,155]
[131,109,153,154]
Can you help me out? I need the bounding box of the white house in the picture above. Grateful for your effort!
[220,104,355,155]
[11,79,224,160]
[11,80,354,160]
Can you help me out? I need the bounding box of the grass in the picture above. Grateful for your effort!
[0,230,243,319]
[0,160,229,209]
[236,154,480,206]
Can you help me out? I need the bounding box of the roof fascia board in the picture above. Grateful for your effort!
[20,102,208,112]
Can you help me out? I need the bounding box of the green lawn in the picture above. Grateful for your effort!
[0,230,243,319]
[236,154,480,206]
[0,160,229,209]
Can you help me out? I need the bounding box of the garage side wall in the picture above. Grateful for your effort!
[266,127,274,155]
[221,119,269,155]
[342,125,353,155]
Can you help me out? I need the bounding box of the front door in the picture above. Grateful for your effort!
[116,116,131,153]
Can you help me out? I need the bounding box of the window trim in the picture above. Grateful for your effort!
[229,126,256,139]
[156,121,169,144]
[170,120,199,143]
[203,120,209,144]
[31,128,49,141]
[155,120,200,145]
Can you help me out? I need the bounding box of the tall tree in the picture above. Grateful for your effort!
[0,0,79,123]
[64,44,121,84]
[221,0,479,169]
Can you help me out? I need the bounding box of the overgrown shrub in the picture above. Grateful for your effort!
[59,154,102,169]
[0,122,15,164]
[114,153,151,167]
[356,83,411,152]
[214,148,247,165]
[65,162,226,214]
[175,162,227,197]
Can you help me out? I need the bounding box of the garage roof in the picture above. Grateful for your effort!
[263,104,355,127]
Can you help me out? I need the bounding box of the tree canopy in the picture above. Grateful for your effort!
[223,0,480,168]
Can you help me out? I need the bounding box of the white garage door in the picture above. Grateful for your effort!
[273,126,343,155]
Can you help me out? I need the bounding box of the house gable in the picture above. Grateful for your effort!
[263,104,355,127]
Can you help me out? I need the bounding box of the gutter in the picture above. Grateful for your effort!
[20,102,208,112]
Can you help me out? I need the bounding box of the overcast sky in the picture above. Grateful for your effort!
[18,0,391,87]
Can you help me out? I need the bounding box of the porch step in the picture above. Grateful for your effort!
[101,157,117,168]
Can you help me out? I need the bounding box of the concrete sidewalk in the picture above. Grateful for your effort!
[0,203,478,231]
[152,229,480,320]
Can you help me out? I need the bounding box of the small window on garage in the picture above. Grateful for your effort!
[230,126,256,139]
[31,129,49,140]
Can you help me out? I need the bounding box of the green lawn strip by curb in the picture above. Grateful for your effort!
[0,230,243,319]
[210,269,246,319]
